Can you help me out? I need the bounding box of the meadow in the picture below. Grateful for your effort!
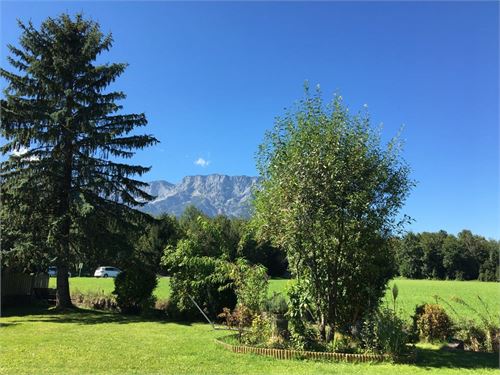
[49,277,500,322]
[2,278,498,374]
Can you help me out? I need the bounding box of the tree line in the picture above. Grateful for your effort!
[393,230,499,281]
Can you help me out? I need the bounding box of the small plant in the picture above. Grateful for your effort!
[391,284,399,312]
[441,296,500,353]
[218,305,253,338]
[264,292,288,315]
[113,262,158,314]
[242,314,273,346]
[361,307,409,357]
[264,292,289,338]
[71,289,117,311]
[413,303,453,342]
[329,332,359,354]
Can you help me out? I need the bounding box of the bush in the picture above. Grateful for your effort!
[242,314,273,346]
[455,321,500,353]
[445,296,500,353]
[361,307,409,357]
[71,289,117,311]
[286,282,317,350]
[218,305,253,337]
[413,304,454,342]
[162,237,237,320]
[113,262,157,314]
[264,292,288,315]
[229,259,268,314]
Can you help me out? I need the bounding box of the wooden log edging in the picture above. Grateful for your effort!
[214,336,394,363]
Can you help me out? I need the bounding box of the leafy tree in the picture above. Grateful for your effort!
[162,215,236,319]
[442,235,465,280]
[479,240,499,281]
[253,86,413,342]
[395,232,424,279]
[135,214,181,274]
[1,14,157,308]
[420,231,447,279]
[228,259,269,314]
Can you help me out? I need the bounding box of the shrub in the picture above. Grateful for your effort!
[162,238,237,320]
[455,321,500,353]
[113,262,157,314]
[264,292,288,315]
[71,289,117,311]
[229,259,268,314]
[445,296,500,353]
[218,305,253,337]
[286,282,317,350]
[361,307,409,357]
[242,314,273,346]
[413,304,453,342]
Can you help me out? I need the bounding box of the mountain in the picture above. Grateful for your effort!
[139,174,259,218]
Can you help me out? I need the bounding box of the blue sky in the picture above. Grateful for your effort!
[1,1,498,239]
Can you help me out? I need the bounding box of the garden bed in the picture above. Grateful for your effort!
[215,335,416,363]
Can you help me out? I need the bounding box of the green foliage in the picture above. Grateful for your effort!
[135,214,181,274]
[254,86,412,341]
[113,262,158,314]
[413,304,454,342]
[229,259,269,314]
[0,14,157,307]
[361,307,410,357]
[237,226,288,278]
[71,289,117,311]
[286,282,317,350]
[218,305,254,336]
[162,215,236,319]
[241,314,273,346]
[394,230,499,281]
[265,292,288,315]
[439,295,500,353]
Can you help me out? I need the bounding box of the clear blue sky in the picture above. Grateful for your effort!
[1,1,498,239]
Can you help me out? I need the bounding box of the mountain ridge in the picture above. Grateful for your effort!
[138,174,259,218]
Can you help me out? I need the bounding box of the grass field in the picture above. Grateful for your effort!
[1,306,498,375]
[49,277,500,322]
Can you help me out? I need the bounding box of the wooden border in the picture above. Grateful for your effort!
[215,336,397,363]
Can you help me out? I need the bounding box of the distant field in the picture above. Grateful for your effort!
[50,277,499,322]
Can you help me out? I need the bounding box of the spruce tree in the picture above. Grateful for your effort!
[1,14,158,308]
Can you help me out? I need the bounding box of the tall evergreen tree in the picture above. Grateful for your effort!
[1,14,158,308]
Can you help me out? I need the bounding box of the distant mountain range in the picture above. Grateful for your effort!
[138,174,259,218]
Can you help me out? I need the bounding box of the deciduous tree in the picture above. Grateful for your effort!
[254,85,413,342]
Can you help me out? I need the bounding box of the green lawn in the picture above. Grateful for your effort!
[1,306,498,375]
[51,277,500,322]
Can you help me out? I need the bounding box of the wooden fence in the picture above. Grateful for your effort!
[214,336,394,363]
[1,268,49,307]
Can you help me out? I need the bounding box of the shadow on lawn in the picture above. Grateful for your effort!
[415,346,499,370]
[1,305,194,326]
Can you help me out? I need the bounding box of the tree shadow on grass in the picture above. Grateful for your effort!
[1,305,194,326]
[415,346,499,370]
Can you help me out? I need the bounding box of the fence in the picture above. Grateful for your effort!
[1,268,49,307]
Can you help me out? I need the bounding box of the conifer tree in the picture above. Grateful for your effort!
[1,14,158,308]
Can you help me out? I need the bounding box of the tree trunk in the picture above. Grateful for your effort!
[56,264,73,308]
[55,117,74,309]
[318,313,326,342]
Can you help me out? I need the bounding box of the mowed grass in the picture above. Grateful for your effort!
[51,277,500,322]
[1,306,498,375]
